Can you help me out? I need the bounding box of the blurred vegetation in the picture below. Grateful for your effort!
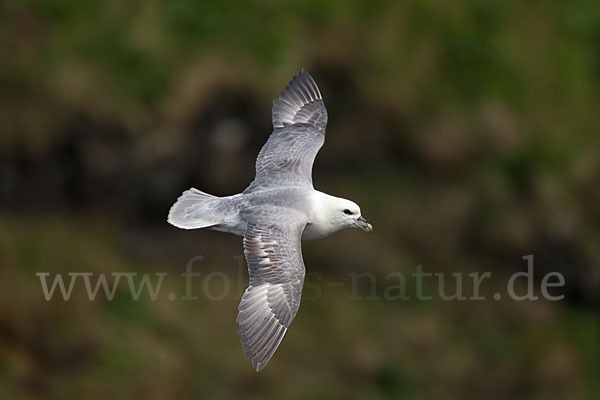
[1,0,600,399]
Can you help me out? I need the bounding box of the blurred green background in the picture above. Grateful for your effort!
[1,0,600,399]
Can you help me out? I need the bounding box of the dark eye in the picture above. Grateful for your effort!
[343,209,352,215]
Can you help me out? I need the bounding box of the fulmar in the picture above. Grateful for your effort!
[168,70,372,371]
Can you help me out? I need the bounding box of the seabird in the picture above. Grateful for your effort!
[168,70,372,371]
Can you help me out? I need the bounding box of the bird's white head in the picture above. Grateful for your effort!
[310,192,372,237]
[333,197,373,232]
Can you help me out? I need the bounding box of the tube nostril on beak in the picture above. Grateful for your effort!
[356,216,372,232]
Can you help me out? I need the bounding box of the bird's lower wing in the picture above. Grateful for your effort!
[237,212,306,371]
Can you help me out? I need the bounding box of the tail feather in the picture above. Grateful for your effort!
[167,188,220,230]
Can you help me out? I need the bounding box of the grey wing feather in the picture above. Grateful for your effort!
[237,208,306,371]
[245,70,328,192]
[272,69,327,129]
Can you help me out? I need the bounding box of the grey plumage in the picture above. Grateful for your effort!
[271,68,327,130]
[168,70,372,372]
[245,70,327,193]
[237,208,306,371]
[237,70,326,371]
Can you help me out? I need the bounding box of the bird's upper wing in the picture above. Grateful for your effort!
[271,69,328,130]
[237,207,307,371]
[244,70,328,193]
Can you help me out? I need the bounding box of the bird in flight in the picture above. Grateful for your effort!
[168,70,372,371]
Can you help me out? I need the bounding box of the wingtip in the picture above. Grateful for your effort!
[280,69,321,102]
[294,68,313,83]
[254,359,268,372]
[271,68,326,128]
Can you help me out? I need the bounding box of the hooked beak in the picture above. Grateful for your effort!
[355,216,373,232]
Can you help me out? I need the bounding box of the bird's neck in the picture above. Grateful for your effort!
[303,191,343,240]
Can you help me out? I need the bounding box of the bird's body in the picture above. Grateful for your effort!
[168,70,371,371]
[171,188,357,240]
